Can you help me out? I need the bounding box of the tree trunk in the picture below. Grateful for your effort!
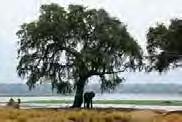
[72,79,86,108]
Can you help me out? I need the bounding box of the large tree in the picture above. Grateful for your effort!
[17,4,143,107]
[147,19,182,72]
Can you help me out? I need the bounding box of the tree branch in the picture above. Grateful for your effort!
[89,67,127,77]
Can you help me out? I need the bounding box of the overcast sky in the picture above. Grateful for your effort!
[1,0,182,84]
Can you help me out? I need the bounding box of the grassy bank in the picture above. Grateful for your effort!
[0,108,181,122]
[25,100,182,106]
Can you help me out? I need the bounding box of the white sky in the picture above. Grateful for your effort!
[0,0,182,84]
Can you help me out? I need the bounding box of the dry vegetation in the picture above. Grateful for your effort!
[0,108,181,122]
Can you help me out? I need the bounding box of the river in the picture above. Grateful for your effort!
[0,93,182,111]
[0,93,182,102]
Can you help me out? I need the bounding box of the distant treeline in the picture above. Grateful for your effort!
[0,83,182,96]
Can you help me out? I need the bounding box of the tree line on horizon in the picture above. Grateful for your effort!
[16,3,182,107]
[1,83,182,96]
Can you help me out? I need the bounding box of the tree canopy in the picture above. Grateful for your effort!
[17,4,143,107]
[147,19,182,72]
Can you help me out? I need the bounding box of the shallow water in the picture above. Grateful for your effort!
[0,93,182,102]
[1,102,181,111]
[1,93,182,111]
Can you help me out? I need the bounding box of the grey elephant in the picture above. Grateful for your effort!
[6,98,21,109]
[83,91,95,108]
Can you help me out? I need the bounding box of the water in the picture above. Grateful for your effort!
[0,96,73,103]
[1,93,182,102]
[95,93,182,100]
[1,93,182,111]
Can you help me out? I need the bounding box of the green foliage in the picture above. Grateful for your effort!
[100,74,125,93]
[17,4,142,95]
[55,82,72,94]
[147,19,182,72]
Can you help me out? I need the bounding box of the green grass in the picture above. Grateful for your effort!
[24,100,182,106]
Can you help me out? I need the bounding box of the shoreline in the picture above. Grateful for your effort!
[2,99,182,111]
[1,103,182,111]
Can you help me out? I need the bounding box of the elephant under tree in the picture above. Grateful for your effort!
[84,91,95,108]
[16,4,143,108]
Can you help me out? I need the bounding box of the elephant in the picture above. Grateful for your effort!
[83,91,95,108]
[6,98,21,109]
[7,98,14,106]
